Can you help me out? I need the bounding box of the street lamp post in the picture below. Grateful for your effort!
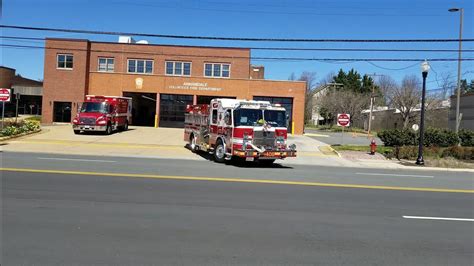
[449,7,464,133]
[416,61,430,165]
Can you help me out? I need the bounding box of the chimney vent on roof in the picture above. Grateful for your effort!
[118,36,135,43]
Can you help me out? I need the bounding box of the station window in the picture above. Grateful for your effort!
[128,59,153,74]
[98,57,114,72]
[57,54,73,69]
[165,61,191,76]
[204,63,230,78]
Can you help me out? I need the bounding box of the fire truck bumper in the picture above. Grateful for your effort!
[233,149,297,159]
[73,125,107,131]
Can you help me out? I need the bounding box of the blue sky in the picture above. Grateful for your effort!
[1,0,473,93]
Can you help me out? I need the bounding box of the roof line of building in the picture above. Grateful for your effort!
[46,37,252,51]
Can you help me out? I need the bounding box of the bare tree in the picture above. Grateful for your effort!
[439,72,455,99]
[387,75,422,129]
[377,75,398,107]
[298,71,318,124]
[319,89,369,125]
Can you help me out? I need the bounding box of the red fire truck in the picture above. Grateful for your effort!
[72,95,132,135]
[184,98,297,164]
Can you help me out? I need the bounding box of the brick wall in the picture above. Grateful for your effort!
[42,39,90,123]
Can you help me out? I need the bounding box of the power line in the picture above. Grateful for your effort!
[2,24,474,43]
[2,43,474,62]
[3,35,474,53]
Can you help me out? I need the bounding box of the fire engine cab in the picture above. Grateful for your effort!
[184,99,297,165]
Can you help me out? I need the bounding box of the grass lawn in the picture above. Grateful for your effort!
[25,116,41,122]
[331,145,393,155]
[305,125,372,134]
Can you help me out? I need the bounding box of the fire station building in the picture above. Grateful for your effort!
[42,37,306,134]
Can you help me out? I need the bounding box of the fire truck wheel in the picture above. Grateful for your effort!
[214,141,226,163]
[259,159,275,166]
[105,124,112,135]
[73,130,81,135]
[123,121,129,131]
[189,134,198,152]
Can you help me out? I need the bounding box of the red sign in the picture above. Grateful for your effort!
[337,113,350,127]
[0,88,11,102]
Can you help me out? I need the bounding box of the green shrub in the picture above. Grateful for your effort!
[459,129,474,147]
[1,120,40,137]
[378,129,416,147]
[379,128,461,147]
[423,128,459,147]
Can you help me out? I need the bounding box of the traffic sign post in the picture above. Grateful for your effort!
[337,113,351,145]
[0,88,12,130]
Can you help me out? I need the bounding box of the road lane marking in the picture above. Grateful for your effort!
[37,157,116,163]
[403,216,474,222]
[1,168,473,193]
[356,172,434,178]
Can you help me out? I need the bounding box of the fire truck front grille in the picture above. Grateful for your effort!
[80,117,96,124]
[253,131,276,148]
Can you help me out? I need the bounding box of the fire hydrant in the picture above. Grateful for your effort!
[370,139,377,155]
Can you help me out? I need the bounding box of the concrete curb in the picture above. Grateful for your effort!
[0,129,42,142]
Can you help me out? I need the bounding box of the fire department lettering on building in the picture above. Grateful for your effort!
[184,99,297,165]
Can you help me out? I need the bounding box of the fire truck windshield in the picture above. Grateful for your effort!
[80,102,108,113]
[264,110,287,127]
[233,108,263,126]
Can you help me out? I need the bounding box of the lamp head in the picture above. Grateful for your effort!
[448,8,460,12]
[421,60,430,74]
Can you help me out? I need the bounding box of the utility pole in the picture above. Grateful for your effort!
[449,7,464,133]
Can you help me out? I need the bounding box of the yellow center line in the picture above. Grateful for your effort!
[1,168,473,194]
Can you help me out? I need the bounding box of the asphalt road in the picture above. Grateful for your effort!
[2,152,474,265]
[304,128,383,146]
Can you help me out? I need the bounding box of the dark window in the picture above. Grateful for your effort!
[205,64,212,77]
[128,60,136,72]
[98,58,114,72]
[145,61,153,73]
[213,64,221,77]
[254,96,293,131]
[183,62,191,75]
[264,110,286,127]
[128,59,153,74]
[159,94,193,127]
[204,63,230,78]
[222,64,230,77]
[165,61,191,76]
[233,108,263,127]
[166,62,174,75]
[57,54,73,69]
[212,109,218,124]
[80,102,108,113]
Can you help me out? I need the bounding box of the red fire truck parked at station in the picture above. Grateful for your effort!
[184,98,297,165]
[72,95,132,135]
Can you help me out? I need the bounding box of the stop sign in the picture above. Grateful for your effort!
[0,88,11,102]
[337,113,350,127]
